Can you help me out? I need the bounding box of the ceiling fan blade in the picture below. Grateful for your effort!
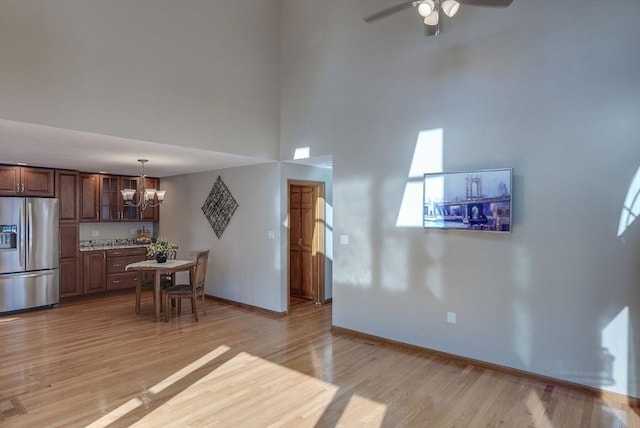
[458,0,513,7]
[364,1,415,23]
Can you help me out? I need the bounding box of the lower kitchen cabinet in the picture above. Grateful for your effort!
[106,247,147,290]
[83,250,106,294]
[59,224,82,297]
[81,247,147,295]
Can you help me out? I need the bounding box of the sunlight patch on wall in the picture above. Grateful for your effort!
[381,234,409,292]
[396,182,425,229]
[601,306,629,395]
[426,265,444,301]
[326,201,334,261]
[396,128,443,228]
[294,147,310,160]
[617,166,640,237]
[334,178,372,287]
[512,245,533,367]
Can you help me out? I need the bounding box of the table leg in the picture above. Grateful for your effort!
[155,270,162,322]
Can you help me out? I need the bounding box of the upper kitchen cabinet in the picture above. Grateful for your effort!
[79,172,160,223]
[0,165,54,197]
[141,177,161,222]
[80,173,100,222]
[55,170,80,222]
[100,175,140,222]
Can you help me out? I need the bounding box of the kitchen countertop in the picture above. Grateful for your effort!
[79,239,150,252]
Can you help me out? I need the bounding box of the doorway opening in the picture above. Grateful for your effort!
[287,180,326,312]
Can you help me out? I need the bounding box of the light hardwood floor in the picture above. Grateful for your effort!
[0,293,638,427]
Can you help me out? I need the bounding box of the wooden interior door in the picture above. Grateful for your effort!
[289,181,325,305]
[289,185,314,300]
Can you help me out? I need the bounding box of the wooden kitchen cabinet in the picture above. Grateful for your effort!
[79,173,160,223]
[141,177,161,222]
[100,175,140,222]
[56,170,81,297]
[106,247,147,290]
[79,247,146,295]
[80,173,100,222]
[82,250,106,294]
[59,223,81,297]
[0,165,54,196]
[56,170,80,222]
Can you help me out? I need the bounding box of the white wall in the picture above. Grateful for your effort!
[160,162,284,312]
[160,161,333,313]
[280,0,640,397]
[0,0,281,159]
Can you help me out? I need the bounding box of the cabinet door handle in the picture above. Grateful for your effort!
[16,183,19,193]
[113,280,121,284]
[112,252,121,256]
[113,263,121,267]
[21,183,24,192]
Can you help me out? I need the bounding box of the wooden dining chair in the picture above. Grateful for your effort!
[135,272,174,314]
[162,250,209,322]
[134,254,176,315]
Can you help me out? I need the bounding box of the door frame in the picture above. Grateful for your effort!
[286,179,326,312]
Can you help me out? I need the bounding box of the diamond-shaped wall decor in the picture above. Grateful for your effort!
[201,176,238,239]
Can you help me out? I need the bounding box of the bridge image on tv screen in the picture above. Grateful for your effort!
[423,168,512,233]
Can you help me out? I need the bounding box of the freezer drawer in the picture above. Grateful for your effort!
[0,269,59,313]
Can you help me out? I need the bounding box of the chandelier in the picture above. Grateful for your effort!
[120,159,166,213]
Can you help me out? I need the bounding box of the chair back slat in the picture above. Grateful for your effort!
[193,250,209,292]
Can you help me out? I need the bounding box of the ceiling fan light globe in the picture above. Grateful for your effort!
[441,0,460,17]
[417,0,434,17]
[424,10,439,26]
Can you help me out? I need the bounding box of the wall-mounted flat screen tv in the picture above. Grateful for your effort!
[423,168,512,233]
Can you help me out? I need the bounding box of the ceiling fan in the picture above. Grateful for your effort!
[364,0,513,36]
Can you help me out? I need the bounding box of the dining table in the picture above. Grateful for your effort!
[125,259,197,322]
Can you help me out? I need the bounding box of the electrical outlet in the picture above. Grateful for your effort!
[91,230,99,237]
[267,231,275,240]
[130,228,138,235]
[447,312,457,324]
[339,234,349,245]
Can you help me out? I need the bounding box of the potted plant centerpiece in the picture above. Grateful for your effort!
[147,238,178,263]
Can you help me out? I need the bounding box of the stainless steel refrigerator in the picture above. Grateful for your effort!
[0,197,59,314]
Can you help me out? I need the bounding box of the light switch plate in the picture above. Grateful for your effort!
[447,312,457,324]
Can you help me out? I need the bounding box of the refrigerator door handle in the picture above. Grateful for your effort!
[27,201,33,267]
[19,201,25,268]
